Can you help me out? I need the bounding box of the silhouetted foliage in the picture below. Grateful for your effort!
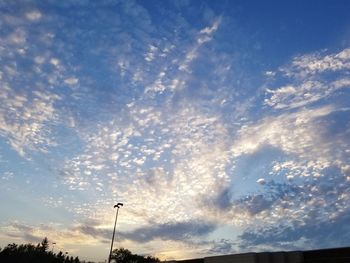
[111,248,159,263]
[0,238,81,263]
[39,237,50,252]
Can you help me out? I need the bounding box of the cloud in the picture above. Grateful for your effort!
[265,48,350,109]
[1,1,349,259]
[0,5,85,156]
[6,28,27,45]
[212,188,232,211]
[234,182,301,216]
[144,45,158,62]
[63,220,216,247]
[144,18,222,95]
[239,211,350,250]
[283,48,350,77]
[179,19,221,72]
[25,10,42,21]
[235,48,350,245]
[61,98,231,228]
[236,169,350,250]
[256,178,266,185]
[0,87,61,156]
[1,171,14,181]
[74,224,111,242]
[64,77,79,85]
[231,106,336,159]
[0,221,111,250]
[207,239,236,255]
[199,19,221,35]
[57,30,350,256]
[265,78,350,109]
[120,221,217,243]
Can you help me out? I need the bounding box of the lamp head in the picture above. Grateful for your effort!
[114,203,123,208]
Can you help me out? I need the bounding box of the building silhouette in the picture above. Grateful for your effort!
[171,247,350,263]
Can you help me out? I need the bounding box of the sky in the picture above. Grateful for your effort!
[1,0,350,261]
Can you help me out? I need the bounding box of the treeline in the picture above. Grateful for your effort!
[0,238,160,263]
[111,248,160,263]
[0,238,81,263]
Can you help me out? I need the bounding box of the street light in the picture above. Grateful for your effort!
[108,203,123,263]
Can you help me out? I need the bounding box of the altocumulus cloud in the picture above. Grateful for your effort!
[0,0,350,260]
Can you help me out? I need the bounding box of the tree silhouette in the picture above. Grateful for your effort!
[0,238,81,263]
[39,237,49,252]
[0,240,158,263]
[111,248,159,263]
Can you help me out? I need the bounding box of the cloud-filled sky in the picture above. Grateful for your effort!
[1,0,350,261]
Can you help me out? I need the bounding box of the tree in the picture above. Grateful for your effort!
[0,239,81,263]
[40,237,49,252]
[111,248,159,263]
[112,248,133,263]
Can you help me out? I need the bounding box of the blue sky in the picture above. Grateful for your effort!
[1,0,350,261]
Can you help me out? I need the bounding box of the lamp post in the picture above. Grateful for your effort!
[108,203,123,263]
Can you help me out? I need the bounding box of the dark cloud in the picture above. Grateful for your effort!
[235,182,302,216]
[23,233,44,244]
[207,239,237,255]
[74,220,216,244]
[213,188,233,210]
[75,225,111,241]
[236,174,350,251]
[11,222,35,233]
[238,194,273,215]
[239,211,350,251]
[120,221,217,243]
[6,222,47,244]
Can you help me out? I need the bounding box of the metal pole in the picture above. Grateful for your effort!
[108,203,123,263]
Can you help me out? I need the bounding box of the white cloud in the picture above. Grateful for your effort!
[199,18,221,35]
[34,56,46,64]
[179,19,221,73]
[7,28,26,45]
[1,171,14,181]
[50,58,60,66]
[25,10,42,21]
[61,101,231,230]
[256,178,266,185]
[64,77,79,85]
[284,48,350,77]
[144,45,158,62]
[228,96,350,231]
[231,106,335,158]
[265,48,350,109]
[0,9,84,156]
[264,71,276,77]
[0,87,60,156]
[143,27,218,95]
[265,78,350,109]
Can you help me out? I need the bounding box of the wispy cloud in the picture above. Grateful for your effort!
[179,19,221,72]
[283,48,350,77]
[265,49,350,109]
